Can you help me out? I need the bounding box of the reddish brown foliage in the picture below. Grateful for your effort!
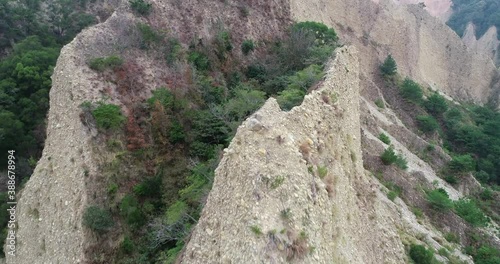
[125,110,147,151]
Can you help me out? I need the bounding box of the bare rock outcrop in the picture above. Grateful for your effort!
[462,23,500,67]
[395,0,452,20]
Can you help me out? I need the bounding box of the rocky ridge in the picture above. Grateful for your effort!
[6,0,500,262]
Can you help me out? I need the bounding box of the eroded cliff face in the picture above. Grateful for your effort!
[8,0,500,262]
[180,46,476,264]
[291,0,498,104]
[181,46,407,263]
[7,0,291,262]
[462,23,500,67]
[395,0,452,20]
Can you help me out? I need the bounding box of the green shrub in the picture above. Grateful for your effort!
[169,120,186,144]
[241,39,255,55]
[276,64,323,111]
[453,199,489,227]
[245,63,267,83]
[83,205,114,232]
[250,225,262,235]
[107,182,118,195]
[449,154,475,173]
[381,146,407,169]
[474,170,490,183]
[380,55,397,76]
[278,21,337,71]
[444,175,458,184]
[412,207,424,219]
[277,88,305,111]
[165,200,188,225]
[137,23,162,47]
[400,78,423,102]
[188,51,210,71]
[444,232,460,243]
[287,64,324,91]
[214,30,233,61]
[387,191,398,201]
[121,236,135,254]
[426,188,453,210]
[473,245,500,264]
[129,0,152,16]
[133,176,161,198]
[395,155,408,170]
[379,133,391,144]
[291,21,338,44]
[416,115,439,133]
[88,55,123,71]
[148,87,174,109]
[479,188,493,200]
[424,92,448,115]
[92,103,126,130]
[409,244,434,264]
[317,166,328,178]
[119,195,145,228]
[375,98,385,108]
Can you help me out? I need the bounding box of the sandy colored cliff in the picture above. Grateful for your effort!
[291,0,498,104]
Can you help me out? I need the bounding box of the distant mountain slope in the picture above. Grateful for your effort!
[447,0,500,40]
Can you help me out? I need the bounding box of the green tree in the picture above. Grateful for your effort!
[424,92,448,115]
[449,154,475,173]
[83,206,114,232]
[400,78,423,102]
[380,55,397,76]
[416,115,439,133]
[454,199,489,227]
[409,244,435,264]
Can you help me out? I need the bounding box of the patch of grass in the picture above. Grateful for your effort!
[88,55,123,71]
[412,207,424,219]
[375,98,385,108]
[250,225,262,236]
[387,190,398,201]
[270,175,285,189]
[317,166,328,179]
[280,208,292,220]
[438,247,449,258]
[379,133,391,144]
[444,232,460,244]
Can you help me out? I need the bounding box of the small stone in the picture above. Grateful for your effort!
[258,148,267,156]
[206,228,213,235]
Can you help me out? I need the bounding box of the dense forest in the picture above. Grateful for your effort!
[0,0,97,257]
[0,0,97,174]
[447,0,500,39]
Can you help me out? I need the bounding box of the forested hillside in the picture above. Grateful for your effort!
[447,0,500,39]
[0,0,97,173]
